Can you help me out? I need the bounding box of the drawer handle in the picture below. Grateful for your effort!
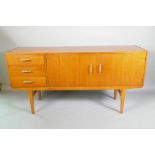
[23,81,33,84]
[19,58,32,62]
[89,64,93,74]
[21,70,32,73]
[98,64,103,73]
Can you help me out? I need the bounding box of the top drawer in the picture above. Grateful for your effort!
[7,54,45,66]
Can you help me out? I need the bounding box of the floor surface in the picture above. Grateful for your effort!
[0,88,155,129]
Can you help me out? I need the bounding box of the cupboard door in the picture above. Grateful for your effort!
[95,53,146,86]
[46,54,80,87]
[79,54,96,86]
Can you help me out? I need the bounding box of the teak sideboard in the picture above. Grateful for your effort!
[6,46,148,114]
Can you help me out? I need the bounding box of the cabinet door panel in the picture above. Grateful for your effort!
[95,53,122,86]
[95,53,146,86]
[46,54,80,87]
[79,54,96,86]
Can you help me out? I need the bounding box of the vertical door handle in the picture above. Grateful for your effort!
[98,64,103,73]
[89,64,93,74]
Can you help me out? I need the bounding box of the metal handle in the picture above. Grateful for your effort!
[21,70,32,73]
[19,58,31,62]
[89,64,93,74]
[98,64,103,73]
[23,81,33,84]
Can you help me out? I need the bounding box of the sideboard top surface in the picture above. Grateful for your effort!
[7,45,147,54]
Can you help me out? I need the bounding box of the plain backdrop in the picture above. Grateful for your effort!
[1,0,155,154]
[0,26,155,89]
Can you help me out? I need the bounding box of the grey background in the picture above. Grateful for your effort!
[0,26,155,89]
[0,26,155,128]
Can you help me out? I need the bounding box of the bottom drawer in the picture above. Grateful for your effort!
[10,77,46,88]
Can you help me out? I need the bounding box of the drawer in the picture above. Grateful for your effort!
[7,54,45,66]
[10,77,46,88]
[9,66,45,77]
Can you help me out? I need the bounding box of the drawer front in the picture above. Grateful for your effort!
[10,77,46,88]
[9,66,45,77]
[7,54,45,66]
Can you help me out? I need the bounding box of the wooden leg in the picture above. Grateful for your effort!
[120,89,126,113]
[114,89,117,100]
[38,91,42,100]
[28,90,35,114]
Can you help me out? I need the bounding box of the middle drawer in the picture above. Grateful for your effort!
[9,66,45,77]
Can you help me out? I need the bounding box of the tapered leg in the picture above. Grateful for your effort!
[28,90,35,114]
[38,91,42,100]
[120,89,126,113]
[114,89,117,100]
